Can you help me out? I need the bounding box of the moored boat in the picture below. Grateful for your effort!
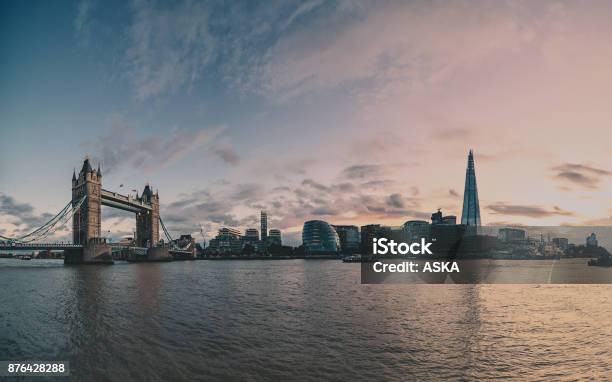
[588,255,612,267]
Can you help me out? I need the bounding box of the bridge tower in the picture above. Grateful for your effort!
[135,184,159,247]
[72,157,102,245]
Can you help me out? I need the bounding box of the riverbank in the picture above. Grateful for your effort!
[198,255,340,260]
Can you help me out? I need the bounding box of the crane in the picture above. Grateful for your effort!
[198,223,207,248]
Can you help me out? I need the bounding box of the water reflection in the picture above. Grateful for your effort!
[1,259,612,381]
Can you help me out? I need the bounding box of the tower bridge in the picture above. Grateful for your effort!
[71,157,160,250]
[0,157,195,264]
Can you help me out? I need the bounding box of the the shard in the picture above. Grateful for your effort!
[461,149,481,226]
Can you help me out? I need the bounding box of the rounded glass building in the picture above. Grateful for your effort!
[302,220,340,254]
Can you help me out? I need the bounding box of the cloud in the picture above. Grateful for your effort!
[211,145,240,166]
[348,131,423,160]
[0,193,59,237]
[487,203,574,218]
[124,0,216,101]
[341,164,384,179]
[78,0,551,105]
[556,172,596,187]
[386,193,404,209]
[302,179,330,192]
[159,173,433,245]
[161,184,266,238]
[311,206,340,216]
[556,163,612,176]
[0,194,34,216]
[360,180,394,189]
[83,119,223,174]
[282,0,325,30]
[552,163,612,189]
[285,158,317,175]
[231,183,265,203]
[249,0,549,101]
[74,0,95,46]
[581,216,612,226]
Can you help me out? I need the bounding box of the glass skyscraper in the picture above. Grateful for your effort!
[261,210,268,242]
[461,149,481,226]
[302,220,340,253]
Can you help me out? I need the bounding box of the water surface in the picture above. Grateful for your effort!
[1,259,611,381]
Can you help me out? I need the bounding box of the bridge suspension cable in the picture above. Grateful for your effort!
[0,195,87,244]
[159,216,173,243]
[158,216,192,251]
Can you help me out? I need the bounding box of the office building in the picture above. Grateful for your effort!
[402,220,430,243]
[587,233,598,247]
[430,209,467,258]
[461,149,481,227]
[442,215,457,225]
[302,220,340,254]
[261,211,268,243]
[243,228,260,251]
[208,227,243,254]
[268,229,282,246]
[498,228,526,242]
[331,225,360,253]
[360,224,393,254]
[552,237,569,251]
[245,228,259,241]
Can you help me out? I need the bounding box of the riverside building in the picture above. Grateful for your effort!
[268,229,282,246]
[261,211,268,243]
[302,220,340,254]
[331,225,360,254]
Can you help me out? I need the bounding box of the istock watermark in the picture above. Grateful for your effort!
[372,237,433,256]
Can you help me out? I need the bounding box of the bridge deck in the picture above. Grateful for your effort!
[101,189,152,213]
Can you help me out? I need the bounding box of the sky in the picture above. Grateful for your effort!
[1,0,612,245]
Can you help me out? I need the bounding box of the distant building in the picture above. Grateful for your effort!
[218,227,241,239]
[360,224,381,251]
[245,228,259,241]
[173,234,195,250]
[208,227,243,254]
[428,209,466,257]
[118,236,135,246]
[461,149,481,228]
[389,227,405,242]
[587,233,598,247]
[498,228,526,242]
[443,215,457,225]
[243,228,260,251]
[360,224,393,254]
[261,211,268,243]
[332,225,360,253]
[268,229,282,246]
[402,220,430,243]
[431,210,444,225]
[552,237,569,251]
[302,220,340,254]
[431,209,456,225]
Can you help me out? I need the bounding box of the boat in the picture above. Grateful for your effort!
[588,255,612,267]
[20,255,32,261]
[342,255,375,263]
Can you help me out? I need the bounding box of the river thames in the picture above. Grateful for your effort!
[1,258,611,381]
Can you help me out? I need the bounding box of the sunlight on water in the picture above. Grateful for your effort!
[1,259,611,381]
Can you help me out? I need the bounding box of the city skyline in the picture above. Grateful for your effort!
[3,1,612,246]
